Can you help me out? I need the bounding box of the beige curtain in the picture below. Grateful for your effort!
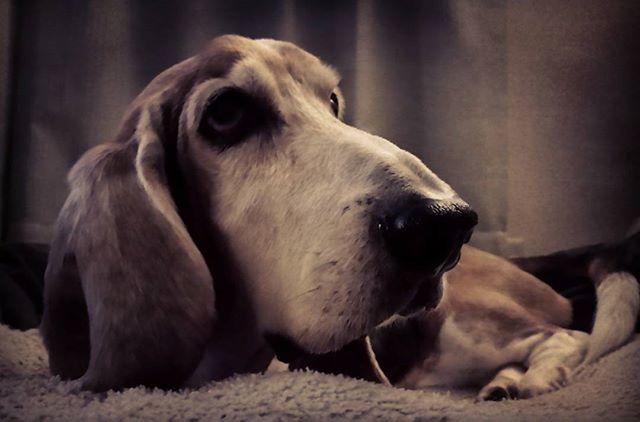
[2,0,639,256]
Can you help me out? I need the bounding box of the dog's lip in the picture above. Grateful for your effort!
[442,250,462,272]
[397,273,444,316]
[395,246,459,316]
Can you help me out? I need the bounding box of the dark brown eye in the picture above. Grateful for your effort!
[199,88,265,147]
[330,92,339,116]
[201,89,247,135]
[207,91,244,131]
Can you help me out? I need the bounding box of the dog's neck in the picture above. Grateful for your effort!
[367,310,443,384]
[286,309,442,386]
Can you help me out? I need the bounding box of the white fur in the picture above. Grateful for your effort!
[583,271,639,364]
[399,316,549,389]
[396,270,638,399]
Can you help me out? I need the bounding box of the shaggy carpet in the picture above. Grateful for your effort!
[0,324,639,421]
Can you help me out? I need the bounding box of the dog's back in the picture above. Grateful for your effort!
[446,246,573,329]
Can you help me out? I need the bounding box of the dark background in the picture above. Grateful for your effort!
[1,0,639,256]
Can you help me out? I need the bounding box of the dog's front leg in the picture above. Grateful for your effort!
[476,330,587,401]
[515,330,588,399]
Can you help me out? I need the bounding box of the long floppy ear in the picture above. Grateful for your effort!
[41,94,215,392]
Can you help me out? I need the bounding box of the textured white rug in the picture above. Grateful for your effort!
[1,324,639,421]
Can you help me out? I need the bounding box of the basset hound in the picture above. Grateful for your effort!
[41,35,639,398]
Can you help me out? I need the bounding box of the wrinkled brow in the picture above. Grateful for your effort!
[292,56,341,90]
[259,39,341,90]
[313,61,341,87]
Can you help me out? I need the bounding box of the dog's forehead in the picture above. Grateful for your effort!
[122,35,340,139]
[257,39,340,87]
[200,35,340,90]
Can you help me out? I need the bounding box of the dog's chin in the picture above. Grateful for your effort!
[265,275,444,363]
[263,333,307,364]
[264,327,366,363]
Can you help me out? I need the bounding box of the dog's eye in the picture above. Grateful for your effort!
[199,88,262,146]
[207,90,245,131]
[330,92,339,117]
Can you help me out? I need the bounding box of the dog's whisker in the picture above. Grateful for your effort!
[312,260,338,273]
[285,285,322,303]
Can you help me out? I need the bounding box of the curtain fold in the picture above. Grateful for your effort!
[2,0,639,256]
[0,0,16,239]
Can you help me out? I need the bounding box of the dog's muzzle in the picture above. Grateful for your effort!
[267,196,477,363]
[376,196,477,276]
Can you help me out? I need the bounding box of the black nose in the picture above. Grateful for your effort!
[378,196,478,274]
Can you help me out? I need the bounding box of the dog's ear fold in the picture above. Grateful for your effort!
[44,94,215,392]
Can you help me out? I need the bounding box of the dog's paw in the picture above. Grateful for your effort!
[477,384,519,401]
[516,365,569,399]
[477,366,524,401]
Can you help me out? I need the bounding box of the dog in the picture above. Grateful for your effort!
[40,35,477,392]
[41,35,638,398]
[288,234,640,400]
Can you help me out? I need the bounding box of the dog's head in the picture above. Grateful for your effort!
[54,35,476,385]
[171,36,475,351]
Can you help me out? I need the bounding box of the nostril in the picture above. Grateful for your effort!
[378,204,433,264]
